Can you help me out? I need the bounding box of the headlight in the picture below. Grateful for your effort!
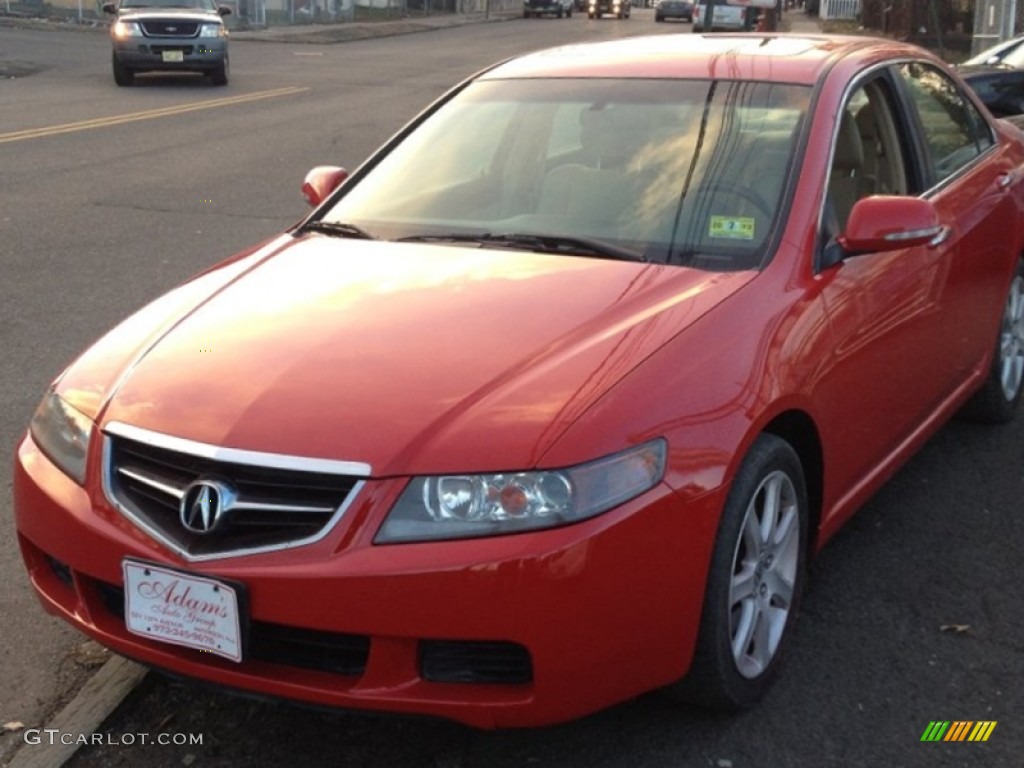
[29,389,94,485]
[199,23,226,37]
[112,21,143,39]
[376,439,666,543]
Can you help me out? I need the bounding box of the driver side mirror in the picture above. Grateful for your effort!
[839,196,944,253]
[823,196,946,268]
[102,2,117,13]
[217,5,232,15]
[301,166,349,207]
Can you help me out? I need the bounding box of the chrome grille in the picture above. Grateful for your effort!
[102,423,369,561]
[141,21,201,37]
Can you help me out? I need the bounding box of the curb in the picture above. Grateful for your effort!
[5,656,147,768]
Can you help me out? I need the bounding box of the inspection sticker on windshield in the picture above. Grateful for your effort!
[709,216,756,240]
[123,560,243,662]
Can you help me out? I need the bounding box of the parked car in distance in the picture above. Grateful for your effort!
[523,0,574,17]
[962,35,1024,67]
[587,0,631,18]
[959,65,1024,117]
[693,1,748,30]
[655,0,694,22]
[102,0,230,87]
[15,33,1024,730]
[957,40,1024,118]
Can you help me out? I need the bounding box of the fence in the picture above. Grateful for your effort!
[820,0,859,20]
[2,0,522,26]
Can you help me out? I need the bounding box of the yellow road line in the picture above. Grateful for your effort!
[0,86,309,144]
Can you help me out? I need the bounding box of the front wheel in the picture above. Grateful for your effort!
[208,54,229,86]
[964,258,1024,423]
[112,54,134,87]
[669,433,808,709]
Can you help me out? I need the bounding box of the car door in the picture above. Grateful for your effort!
[812,73,957,501]
[894,61,1021,385]
[813,63,1022,517]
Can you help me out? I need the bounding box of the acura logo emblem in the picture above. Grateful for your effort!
[180,479,236,534]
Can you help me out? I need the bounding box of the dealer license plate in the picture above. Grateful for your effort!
[162,50,184,63]
[122,560,243,662]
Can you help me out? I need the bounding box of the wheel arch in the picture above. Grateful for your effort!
[760,409,823,554]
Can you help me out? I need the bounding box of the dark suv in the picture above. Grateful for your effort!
[103,0,231,87]
[523,0,574,16]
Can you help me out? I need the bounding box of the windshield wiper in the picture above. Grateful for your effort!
[303,220,377,240]
[396,232,647,263]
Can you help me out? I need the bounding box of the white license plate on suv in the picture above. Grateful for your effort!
[122,560,243,662]
[162,50,184,63]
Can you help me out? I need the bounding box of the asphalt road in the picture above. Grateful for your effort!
[1,13,1022,768]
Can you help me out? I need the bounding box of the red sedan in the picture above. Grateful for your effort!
[14,34,1024,727]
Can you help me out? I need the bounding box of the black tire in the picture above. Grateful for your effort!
[112,54,134,87]
[523,9,531,17]
[668,433,809,710]
[588,11,596,17]
[566,5,572,16]
[656,13,664,21]
[557,7,563,16]
[208,54,229,86]
[963,257,1024,423]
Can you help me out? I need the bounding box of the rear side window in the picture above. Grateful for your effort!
[897,62,994,184]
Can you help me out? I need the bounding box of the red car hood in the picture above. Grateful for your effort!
[100,235,753,475]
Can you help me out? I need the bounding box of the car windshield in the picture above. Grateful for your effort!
[321,78,809,271]
[997,42,1024,69]
[964,37,1024,67]
[119,0,217,8]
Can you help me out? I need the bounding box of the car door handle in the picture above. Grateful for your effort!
[997,171,1016,190]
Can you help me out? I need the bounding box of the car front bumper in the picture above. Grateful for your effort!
[112,38,226,73]
[14,433,720,728]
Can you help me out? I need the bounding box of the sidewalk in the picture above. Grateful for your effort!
[0,9,520,44]
[232,11,519,44]
[781,9,823,35]
[1,7,827,46]
[233,10,520,43]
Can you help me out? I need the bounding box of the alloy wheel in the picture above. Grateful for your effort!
[999,274,1024,401]
[728,469,800,679]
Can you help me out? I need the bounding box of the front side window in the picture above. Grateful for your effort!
[897,62,994,184]
[826,77,911,233]
[322,78,810,271]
